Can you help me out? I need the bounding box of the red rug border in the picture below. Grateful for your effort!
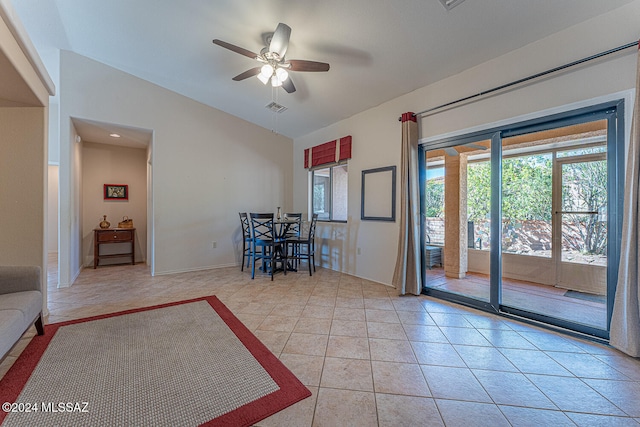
[0,295,311,427]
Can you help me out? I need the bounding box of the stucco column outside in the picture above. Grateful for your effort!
[444,154,468,279]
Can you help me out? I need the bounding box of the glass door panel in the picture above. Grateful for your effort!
[500,120,609,331]
[423,150,447,292]
[556,157,608,329]
[499,143,555,316]
[423,140,491,303]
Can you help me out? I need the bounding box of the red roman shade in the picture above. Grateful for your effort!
[304,135,352,168]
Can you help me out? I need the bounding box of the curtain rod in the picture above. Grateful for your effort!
[398,40,639,121]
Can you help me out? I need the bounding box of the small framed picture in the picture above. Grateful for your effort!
[104,184,128,200]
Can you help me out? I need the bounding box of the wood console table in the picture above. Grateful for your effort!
[94,228,135,268]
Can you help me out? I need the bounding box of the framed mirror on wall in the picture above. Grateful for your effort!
[361,166,396,221]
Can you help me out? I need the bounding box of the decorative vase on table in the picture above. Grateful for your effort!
[99,215,110,229]
[276,207,282,220]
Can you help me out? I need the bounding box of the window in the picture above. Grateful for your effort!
[312,163,348,221]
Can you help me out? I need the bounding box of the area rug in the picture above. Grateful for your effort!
[0,296,310,426]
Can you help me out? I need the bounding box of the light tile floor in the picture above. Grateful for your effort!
[2,259,640,426]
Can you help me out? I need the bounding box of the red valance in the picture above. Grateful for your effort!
[401,112,416,123]
[304,135,352,168]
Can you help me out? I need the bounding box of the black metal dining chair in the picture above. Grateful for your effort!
[285,214,318,276]
[282,212,303,264]
[283,212,302,238]
[249,213,287,280]
[239,212,252,271]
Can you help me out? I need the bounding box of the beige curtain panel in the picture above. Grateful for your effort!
[610,44,640,357]
[393,113,422,296]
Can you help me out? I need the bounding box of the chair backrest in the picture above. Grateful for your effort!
[249,213,275,241]
[239,212,251,239]
[284,212,302,236]
[308,213,319,241]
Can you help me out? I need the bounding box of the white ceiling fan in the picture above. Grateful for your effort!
[213,23,330,94]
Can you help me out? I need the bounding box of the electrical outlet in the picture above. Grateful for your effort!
[357,247,361,255]
[212,241,217,249]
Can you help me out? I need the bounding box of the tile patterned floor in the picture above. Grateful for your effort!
[2,258,640,426]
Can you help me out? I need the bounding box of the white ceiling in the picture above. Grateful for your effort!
[11,0,637,140]
[71,118,152,149]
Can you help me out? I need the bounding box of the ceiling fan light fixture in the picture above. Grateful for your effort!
[260,64,274,78]
[271,75,283,87]
[275,67,288,82]
[257,73,270,84]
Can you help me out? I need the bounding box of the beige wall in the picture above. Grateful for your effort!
[47,164,58,253]
[0,107,46,269]
[81,142,147,266]
[0,4,53,313]
[58,50,293,282]
[293,1,640,286]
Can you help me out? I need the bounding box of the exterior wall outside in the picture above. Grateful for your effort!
[332,165,348,221]
[292,1,640,286]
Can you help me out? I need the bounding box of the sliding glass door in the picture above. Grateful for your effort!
[420,100,624,339]
[500,122,610,332]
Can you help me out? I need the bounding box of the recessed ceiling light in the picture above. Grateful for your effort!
[109,133,121,138]
[439,0,466,10]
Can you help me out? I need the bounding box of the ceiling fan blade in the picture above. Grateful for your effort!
[232,67,261,81]
[444,147,459,156]
[288,60,330,72]
[212,39,259,60]
[466,143,488,150]
[282,77,296,93]
[269,23,291,58]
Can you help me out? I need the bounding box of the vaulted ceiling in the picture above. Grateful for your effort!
[11,0,637,139]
